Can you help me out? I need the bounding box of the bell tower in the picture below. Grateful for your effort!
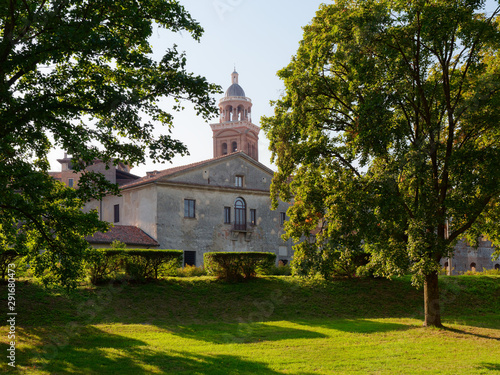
[210,70,260,161]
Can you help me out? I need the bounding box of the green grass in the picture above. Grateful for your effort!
[1,275,499,374]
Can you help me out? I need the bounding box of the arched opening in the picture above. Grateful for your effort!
[222,143,228,155]
[232,141,238,153]
[470,262,476,272]
[234,197,246,230]
[495,264,499,270]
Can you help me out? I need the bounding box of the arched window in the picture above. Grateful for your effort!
[495,264,499,270]
[234,197,246,230]
[470,262,476,272]
[232,141,238,153]
[222,143,228,155]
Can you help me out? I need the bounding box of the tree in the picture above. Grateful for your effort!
[0,0,220,287]
[262,0,500,327]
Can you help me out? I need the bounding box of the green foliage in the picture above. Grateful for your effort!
[176,264,207,277]
[123,249,183,281]
[262,0,500,326]
[204,252,277,282]
[0,0,220,289]
[266,263,292,276]
[0,249,19,281]
[85,248,182,283]
[291,241,370,279]
[85,248,125,285]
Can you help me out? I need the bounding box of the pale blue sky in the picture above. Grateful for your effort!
[49,0,499,176]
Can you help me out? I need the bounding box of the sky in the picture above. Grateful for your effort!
[48,0,328,176]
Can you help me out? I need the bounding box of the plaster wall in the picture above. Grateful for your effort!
[167,156,271,191]
[155,182,292,266]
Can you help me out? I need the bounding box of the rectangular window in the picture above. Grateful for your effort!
[68,178,74,188]
[184,199,196,218]
[184,251,196,267]
[224,206,231,224]
[114,204,120,223]
[280,212,286,226]
[250,209,256,226]
[235,175,243,187]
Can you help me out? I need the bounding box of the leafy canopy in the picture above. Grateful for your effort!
[263,0,500,284]
[0,0,220,287]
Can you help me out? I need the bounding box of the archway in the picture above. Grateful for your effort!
[234,197,246,230]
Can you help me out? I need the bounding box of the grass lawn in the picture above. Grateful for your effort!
[1,275,499,374]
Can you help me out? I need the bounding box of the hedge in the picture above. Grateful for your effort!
[124,249,183,280]
[85,249,183,284]
[85,249,126,284]
[204,252,276,281]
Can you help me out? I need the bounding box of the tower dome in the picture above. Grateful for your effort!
[225,70,246,97]
[210,70,260,161]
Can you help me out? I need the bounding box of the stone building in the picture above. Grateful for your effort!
[75,71,293,266]
[441,238,499,275]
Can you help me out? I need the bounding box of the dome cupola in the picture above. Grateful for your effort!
[225,70,246,97]
[210,70,260,161]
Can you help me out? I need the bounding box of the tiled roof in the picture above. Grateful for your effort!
[48,172,62,180]
[86,225,159,247]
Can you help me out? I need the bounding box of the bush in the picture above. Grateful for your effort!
[123,249,183,280]
[85,248,183,283]
[176,264,206,277]
[204,252,276,282]
[266,264,292,276]
[85,248,125,285]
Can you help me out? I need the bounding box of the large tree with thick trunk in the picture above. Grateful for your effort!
[262,0,500,327]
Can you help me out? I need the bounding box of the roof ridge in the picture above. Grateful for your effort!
[120,152,249,188]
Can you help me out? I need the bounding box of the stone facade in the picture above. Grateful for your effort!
[440,238,500,274]
[84,152,292,266]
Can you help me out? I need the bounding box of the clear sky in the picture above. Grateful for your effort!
[48,0,327,176]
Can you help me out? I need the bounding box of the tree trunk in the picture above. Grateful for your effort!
[423,271,443,327]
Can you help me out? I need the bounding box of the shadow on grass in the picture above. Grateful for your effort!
[293,318,415,334]
[19,326,308,375]
[443,326,500,342]
[479,363,500,371]
[165,321,328,344]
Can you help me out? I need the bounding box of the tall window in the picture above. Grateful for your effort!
[222,143,228,155]
[68,178,74,188]
[184,199,195,218]
[232,141,238,153]
[280,212,286,226]
[250,209,256,226]
[114,204,120,223]
[234,198,246,230]
[235,175,243,187]
[224,207,231,224]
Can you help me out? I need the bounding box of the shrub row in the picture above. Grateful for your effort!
[86,248,183,284]
[204,251,276,281]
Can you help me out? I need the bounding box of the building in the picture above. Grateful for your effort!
[70,71,293,266]
[441,238,499,275]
